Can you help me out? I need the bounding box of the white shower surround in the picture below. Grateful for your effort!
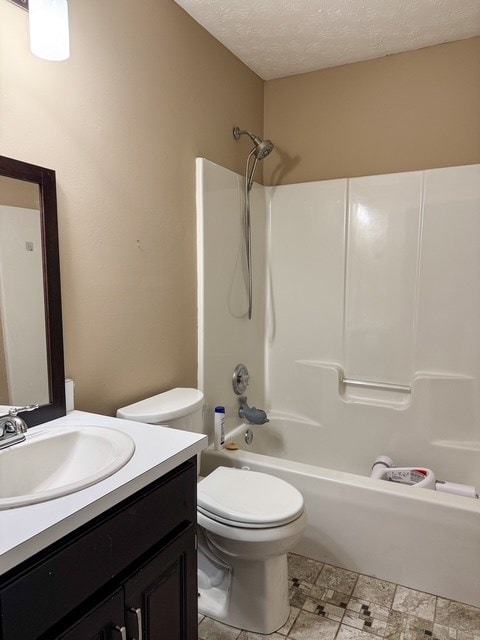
[196,158,480,606]
[268,165,480,434]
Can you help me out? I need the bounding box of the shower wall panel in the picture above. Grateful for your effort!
[266,180,346,412]
[415,165,480,376]
[344,172,423,386]
[267,164,480,424]
[196,158,267,441]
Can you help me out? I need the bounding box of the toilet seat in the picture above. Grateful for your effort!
[197,467,304,528]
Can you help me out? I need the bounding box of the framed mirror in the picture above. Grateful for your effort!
[0,155,65,426]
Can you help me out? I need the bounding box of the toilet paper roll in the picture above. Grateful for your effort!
[435,481,478,498]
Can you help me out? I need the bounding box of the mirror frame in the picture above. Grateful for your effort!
[0,155,65,426]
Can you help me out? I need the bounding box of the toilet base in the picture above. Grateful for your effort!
[198,551,290,634]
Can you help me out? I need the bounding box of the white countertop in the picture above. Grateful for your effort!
[0,410,207,575]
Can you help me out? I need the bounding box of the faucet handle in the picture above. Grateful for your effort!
[0,404,39,421]
[0,404,38,442]
[233,364,250,395]
[8,404,39,417]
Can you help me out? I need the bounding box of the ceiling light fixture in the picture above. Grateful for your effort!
[8,0,70,61]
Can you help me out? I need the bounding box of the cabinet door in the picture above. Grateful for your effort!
[124,526,197,640]
[56,590,126,640]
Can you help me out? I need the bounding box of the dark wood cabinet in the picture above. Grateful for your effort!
[124,527,197,640]
[0,459,198,640]
[56,591,126,640]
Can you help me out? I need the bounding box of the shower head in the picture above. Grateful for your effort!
[233,125,275,192]
[254,138,274,160]
[233,126,274,160]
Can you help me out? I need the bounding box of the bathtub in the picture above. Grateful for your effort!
[200,414,480,608]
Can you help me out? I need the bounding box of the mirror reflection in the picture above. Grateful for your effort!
[0,175,49,407]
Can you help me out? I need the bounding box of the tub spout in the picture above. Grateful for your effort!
[238,396,269,425]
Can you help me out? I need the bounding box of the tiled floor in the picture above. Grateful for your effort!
[198,553,480,640]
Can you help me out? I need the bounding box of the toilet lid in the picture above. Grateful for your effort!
[197,467,304,528]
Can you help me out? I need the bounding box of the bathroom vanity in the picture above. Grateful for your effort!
[0,411,207,640]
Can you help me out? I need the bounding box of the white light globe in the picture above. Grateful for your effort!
[29,0,70,61]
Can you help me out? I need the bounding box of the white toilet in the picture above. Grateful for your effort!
[117,388,307,634]
[197,466,306,633]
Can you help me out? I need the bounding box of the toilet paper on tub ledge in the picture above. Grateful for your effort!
[435,481,478,499]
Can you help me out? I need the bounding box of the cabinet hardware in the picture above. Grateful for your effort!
[127,607,143,640]
[112,625,127,640]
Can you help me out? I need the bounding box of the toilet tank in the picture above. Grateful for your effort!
[116,388,204,433]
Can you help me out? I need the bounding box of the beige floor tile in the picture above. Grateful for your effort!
[457,632,480,640]
[341,609,387,636]
[347,597,391,621]
[309,585,351,609]
[277,606,301,635]
[385,609,433,640]
[337,625,382,640]
[289,610,339,640]
[435,598,480,635]
[433,623,458,640]
[288,553,324,584]
[316,564,359,596]
[237,632,285,639]
[198,616,242,640]
[290,585,312,609]
[343,596,389,636]
[352,575,396,608]
[392,585,436,622]
[289,578,315,597]
[302,596,344,622]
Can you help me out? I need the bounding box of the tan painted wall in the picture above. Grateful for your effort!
[0,177,40,209]
[264,38,480,185]
[0,0,263,416]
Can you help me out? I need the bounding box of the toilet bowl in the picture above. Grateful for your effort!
[197,466,306,634]
[117,389,307,634]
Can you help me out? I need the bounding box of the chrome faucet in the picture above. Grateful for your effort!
[238,396,269,425]
[0,405,38,450]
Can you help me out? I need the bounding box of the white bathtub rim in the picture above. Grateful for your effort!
[205,438,480,514]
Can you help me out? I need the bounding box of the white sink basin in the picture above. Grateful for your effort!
[0,426,135,509]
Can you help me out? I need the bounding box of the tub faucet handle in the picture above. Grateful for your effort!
[238,396,269,425]
[233,364,250,395]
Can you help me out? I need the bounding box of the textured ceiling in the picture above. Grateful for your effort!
[173,0,480,80]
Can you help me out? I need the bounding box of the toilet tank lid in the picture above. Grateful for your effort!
[117,388,204,423]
